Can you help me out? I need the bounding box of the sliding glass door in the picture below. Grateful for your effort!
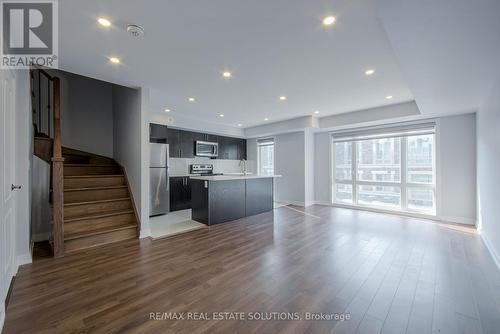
[332,125,436,215]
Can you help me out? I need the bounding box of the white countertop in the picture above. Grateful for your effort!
[190,174,282,181]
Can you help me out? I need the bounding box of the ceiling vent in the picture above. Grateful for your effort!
[127,24,144,38]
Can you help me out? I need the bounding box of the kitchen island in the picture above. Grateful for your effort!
[190,175,281,225]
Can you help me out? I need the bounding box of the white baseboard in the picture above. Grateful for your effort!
[17,253,32,267]
[32,232,51,242]
[140,228,151,239]
[438,215,476,226]
[313,201,331,206]
[275,200,305,207]
[480,231,500,272]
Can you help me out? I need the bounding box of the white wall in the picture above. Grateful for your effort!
[438,114,477,224]
[313,113,477,224]
[248,132,309,206]
[304,129,315,206]
[112,85,142,227]
[477,77,500,267]
[150,112,245,138]
[55,71,114,157]
[314,132,331,204]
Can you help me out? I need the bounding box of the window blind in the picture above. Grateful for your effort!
[257,137,274,145]
[332,121,436,143]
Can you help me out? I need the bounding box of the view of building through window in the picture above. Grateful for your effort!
[258,139,274,175]
[333,132,435,214]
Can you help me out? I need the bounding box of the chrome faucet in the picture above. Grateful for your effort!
[239,159,248,175]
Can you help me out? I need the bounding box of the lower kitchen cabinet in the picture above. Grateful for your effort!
[169,176,192,211]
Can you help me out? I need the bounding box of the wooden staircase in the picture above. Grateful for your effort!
[60,150,139,253]
[32,69,139,256]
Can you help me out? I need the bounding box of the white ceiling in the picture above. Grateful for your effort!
[376,0,500,116]
[58,0,414,128]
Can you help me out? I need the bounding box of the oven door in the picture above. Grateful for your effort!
[196,141,218,157]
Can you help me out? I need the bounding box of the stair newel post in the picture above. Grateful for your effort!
[52,77,65,257]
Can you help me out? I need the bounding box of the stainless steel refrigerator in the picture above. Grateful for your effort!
[149,143,169,216]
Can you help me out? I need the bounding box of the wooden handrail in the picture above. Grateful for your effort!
[51,77,65,257]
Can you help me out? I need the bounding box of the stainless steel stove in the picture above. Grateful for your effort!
[189,164,223,176]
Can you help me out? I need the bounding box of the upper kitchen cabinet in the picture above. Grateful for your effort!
[180,130,202,158]
[218,137,247,160]
[166,128,182,158]
[149,123,167,143]
[165,127,246,160]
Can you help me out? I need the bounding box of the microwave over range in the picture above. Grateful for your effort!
[195,141,218,157]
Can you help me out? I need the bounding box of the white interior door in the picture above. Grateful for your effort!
[0,68,16,326]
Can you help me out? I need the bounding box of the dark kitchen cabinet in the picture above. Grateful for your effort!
[169,176,192,211]
[218,137,246,160]
[166,128,182,158]
[180,131,200,158]
[167,128,245,160]
[218,136,238,160]
[237,138,247,160]
[150,123,167,143]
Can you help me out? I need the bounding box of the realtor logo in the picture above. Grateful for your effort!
[1,0,58,69]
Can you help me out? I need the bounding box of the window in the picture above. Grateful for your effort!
[258,138,274,176]
[332,124,436,215]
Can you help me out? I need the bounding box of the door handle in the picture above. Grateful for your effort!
[11,184,22,191]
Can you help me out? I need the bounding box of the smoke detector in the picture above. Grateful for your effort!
[127,24,144,38]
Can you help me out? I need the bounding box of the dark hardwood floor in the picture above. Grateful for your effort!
[4,205,500,334]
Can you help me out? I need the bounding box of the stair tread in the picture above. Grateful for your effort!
[65,209,134,223]
[64,197,131,207]
[64,223,137,241]
[64,174,124,179]
[64,185,128,192]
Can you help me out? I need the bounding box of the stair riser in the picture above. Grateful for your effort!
[64,200,132,219]
[63,155,114,165]
[65,213,136,235]
[64,228,137,253]
[64,166,122,176]
[64,177,125,189]
[64,188,129,203]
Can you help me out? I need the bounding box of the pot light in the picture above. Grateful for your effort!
[219,114,225,118]
[97,17,111,27]
[279,96,287,101]
[264,117,269,121]
[222,71,232,78]
[365,69,375,76]
[385,95,393,100]
[164,108,171,113]
[109,57,120,64]
[188,97,195,102]
[323,16,336,26]
[237,124,242,127]
[314,110,320,114]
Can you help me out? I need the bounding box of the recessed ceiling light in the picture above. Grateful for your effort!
[237,124,242,127]
[164,108,171,112]
[314,110,320,114]
[109,57,120,64]
[365,69,375,76]
[279,96,287,101]
[188,97,195,102]
[323,16,336,26]
[222,71,232,78]
[97,17,111,27]
[385,95,393,100]
[219,114,225,118]
[264,117,269,121]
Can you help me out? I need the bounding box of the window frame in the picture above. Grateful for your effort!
[257,137,275,176]
[331,126,437,216]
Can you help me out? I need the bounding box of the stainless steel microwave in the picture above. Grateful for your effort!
[195,141,218,157]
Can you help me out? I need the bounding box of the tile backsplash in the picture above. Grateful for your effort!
[169,157,246,175]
